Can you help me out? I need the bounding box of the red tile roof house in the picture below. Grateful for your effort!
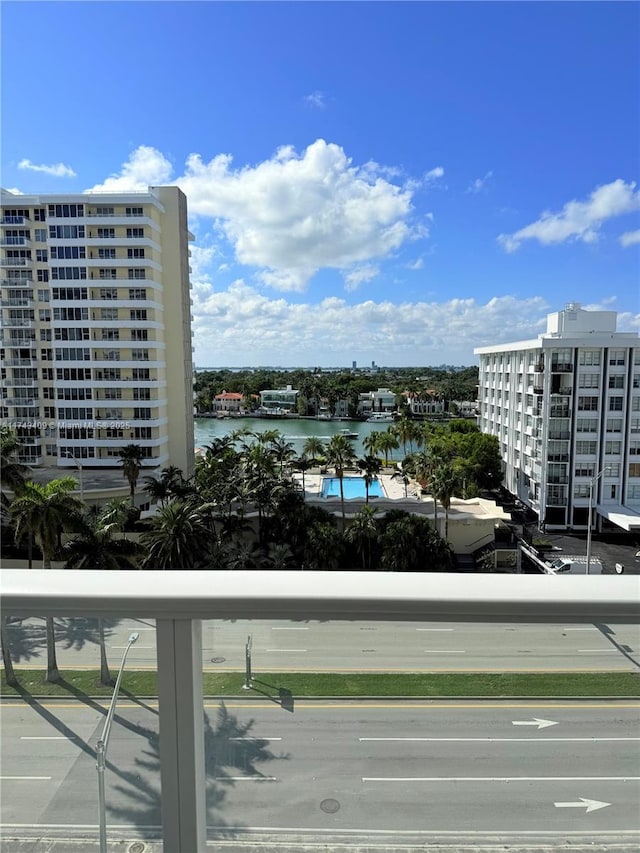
[213,391,244,415]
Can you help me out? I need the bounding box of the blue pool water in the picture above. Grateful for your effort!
[321,477,384,499]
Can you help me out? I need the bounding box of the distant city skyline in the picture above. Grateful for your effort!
[3,2,638,367]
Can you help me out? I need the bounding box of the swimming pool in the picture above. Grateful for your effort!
[321,477,385,499]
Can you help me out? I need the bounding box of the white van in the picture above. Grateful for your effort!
[545,557,603,575]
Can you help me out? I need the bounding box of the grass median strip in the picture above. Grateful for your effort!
[1,669,638,699]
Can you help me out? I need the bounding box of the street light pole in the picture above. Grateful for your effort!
[62,450,84,502]
[586,467,611,575]
[96,632,138,853]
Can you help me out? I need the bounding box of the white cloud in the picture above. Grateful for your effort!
[343,265,380,292]
[406,257,424,270]
[619,229,640,247]
[3,187,23,195]
[177,139,417,291]
[498,179,640,252]
[425,166,444,182]
[304,90,327,108]
[18,159,76,178]
[85,145,173,192]
[191,285,557,366]
[466,170,493,194]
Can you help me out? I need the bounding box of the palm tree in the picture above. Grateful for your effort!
[118,443,145,505]
[143,465,191,507]
[345,504,378,570]
[292,455,313,498]
[10,477,83,682]
[391,468,411,498]
[270,436,296,476]
[431,462,458,542]
[302,436,325,463]
[141,499,216,568]
[357,455,382,503]
[376,430,399,467]
[325,433,355,530]
[1,618,18,687]
[362,431,381,459]
[0,426,30,508]
[62,512,142,684]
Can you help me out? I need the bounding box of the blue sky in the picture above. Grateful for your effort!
[3,1,639,367]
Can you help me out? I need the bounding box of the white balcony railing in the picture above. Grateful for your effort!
[2,570,638,853]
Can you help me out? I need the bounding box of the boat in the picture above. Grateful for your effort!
[338,428,359,439]
[366,412,396,423]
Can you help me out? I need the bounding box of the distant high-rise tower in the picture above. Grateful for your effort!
[352,360,357,370]
[0,186,195,481]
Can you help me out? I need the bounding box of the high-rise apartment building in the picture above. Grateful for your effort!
[1,186,195,482]
[475,304,640,532]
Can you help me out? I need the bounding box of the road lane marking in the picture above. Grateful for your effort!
[555,798,611,812]
[416,628,454,631]
[0,776,52,780]
[264,649,308,652]
[359,737,640,742]
[271,627,309,630]
[578,649,623,653]
[20,736,78,740]
[564,627,597,631]
[213,776,277,781]
[363,776,640,782]
[512,718,558,729]
[228,737,282,741]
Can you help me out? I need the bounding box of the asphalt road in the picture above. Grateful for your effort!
[5,618,640,673]
[1,698,638,849]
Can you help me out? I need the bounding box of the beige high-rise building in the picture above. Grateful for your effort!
[1,186,195,485]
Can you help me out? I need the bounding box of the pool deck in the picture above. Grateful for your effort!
[294,471,424,504]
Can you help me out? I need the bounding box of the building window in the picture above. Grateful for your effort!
[628,485,640,499]
[37,289,50,302]
[126,207,144,216]
[578,373,600,388]
[48,204,84,217]
[127,248,145,258]
[631,418,640,434]
[630,441,640,456]
[54,328,90,341]
[130,309,147,321]
[34,208,46,222]
[133,388,151,400]
[51,267,87,280]
[52,288,87,301]
[40,329,52,341]
[629,466,640,479]
[99,268,117,280]
[573,484,590,498]
[128,288,147,300]
[98,248,116,260]
[51,246,85,260]
[609,350,626,366]
[98,288,118,300]
[49,225,85,239]
[633,374,640,389]
[605,441,621,455]
[35,249,48,263]
[39,309,51,322]
[101,329,120,341]
[95,207,114,215]
[132,349,149,361]
[577,396,598,411]
[608,375,625,389]
[606,418,623,433]
[34,228,47,242]
[606,463,620,477]
[37,270,49,282]
[608,397,623,411]
[100,308,119,321]
[126,227,144,238]
[575,440,597,455]
[96,228,115,239]
[128,268,146,280]
[574,464,595,478]
[57,388,92,401]
[131,329,148,341]
[579,350,601,366]
[42,368,54,381]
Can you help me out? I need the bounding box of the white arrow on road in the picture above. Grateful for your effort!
[512,718,559,729]
[554,797,611,813]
